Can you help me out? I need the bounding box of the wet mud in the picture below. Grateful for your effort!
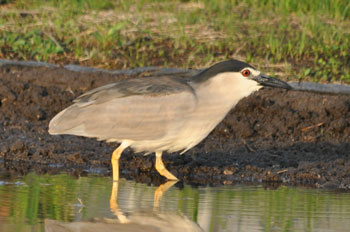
[0,63,350,189]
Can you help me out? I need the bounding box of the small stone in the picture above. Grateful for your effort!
[223,169,234,175]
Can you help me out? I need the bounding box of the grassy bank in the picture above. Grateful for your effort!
[0,0,349,82]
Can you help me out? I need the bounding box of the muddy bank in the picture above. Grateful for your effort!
[0,63,350,189]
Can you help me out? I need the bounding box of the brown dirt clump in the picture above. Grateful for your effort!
[0,64,350,189]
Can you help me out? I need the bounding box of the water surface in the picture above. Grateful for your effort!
[1,173,350,232]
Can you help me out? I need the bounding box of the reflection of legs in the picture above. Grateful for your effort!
[111,141,129,181]
[110,181,130,223]
[155,151,178,180]
[154,181,178,209]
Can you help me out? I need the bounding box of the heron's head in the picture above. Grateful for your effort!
[192,59,291,91]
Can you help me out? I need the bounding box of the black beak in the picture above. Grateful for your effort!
[254,74,291,90]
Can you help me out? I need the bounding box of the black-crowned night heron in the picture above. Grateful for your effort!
[49,59,291,181]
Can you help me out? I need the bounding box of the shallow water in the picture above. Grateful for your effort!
[1,173,350,232]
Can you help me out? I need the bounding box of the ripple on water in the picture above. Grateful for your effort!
[0,173,350,232]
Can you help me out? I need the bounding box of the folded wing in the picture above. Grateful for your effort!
[49,76,197,142]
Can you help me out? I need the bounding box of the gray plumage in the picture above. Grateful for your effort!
[49,59,290,155]
[49,76,198,152]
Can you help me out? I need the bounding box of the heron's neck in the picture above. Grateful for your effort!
[175,73,262,150]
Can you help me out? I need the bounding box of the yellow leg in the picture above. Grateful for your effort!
[111,142,128,181]
[155,151,178,180]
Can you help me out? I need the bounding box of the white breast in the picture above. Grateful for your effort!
[169,72,262,152]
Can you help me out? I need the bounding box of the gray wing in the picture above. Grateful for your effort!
[74,76,194,104]
[49,76,197,141]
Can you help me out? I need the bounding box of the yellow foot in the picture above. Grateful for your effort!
[157,166,179,180]
[155,151,179,181]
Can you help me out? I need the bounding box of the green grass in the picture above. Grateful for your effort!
[0,0,350,82]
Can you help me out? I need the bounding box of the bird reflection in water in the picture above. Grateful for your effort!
[45,181,202,232]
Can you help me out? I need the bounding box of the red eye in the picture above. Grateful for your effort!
[241,69,250,77]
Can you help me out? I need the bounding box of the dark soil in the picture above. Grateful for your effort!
[0,64,350,189]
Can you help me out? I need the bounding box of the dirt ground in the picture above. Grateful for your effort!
[0,63,350,189]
